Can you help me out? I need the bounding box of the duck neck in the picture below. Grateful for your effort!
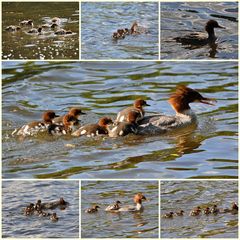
[206,27,216,40]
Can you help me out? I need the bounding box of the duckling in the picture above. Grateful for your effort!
[231,202,238,214]
[85,205,100,213]
[27,27,42,34]
[54,29,72,35]
[105,200,121,211]
[72,117,113,137]
[109,111,140,137]
[5,25,21,32]
[23,203,35,215]
[50,212,59,222]
[48,114,79,135]
[112,31,125,40]
[210,204,219,214]
[174,20,225,46]
[38,210,51,217]
[203,207,211,215]
[163,212,174,218]
[52,17,61,24]
[34,199,42,211]
[175,210,184,216]
[20,20,33,27]
[189,206,201,216]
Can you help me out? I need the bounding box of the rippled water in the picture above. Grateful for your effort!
[2,181,79,238]
[2,2,79,60]
[81,2,159,59]
[161,2,238,59]
[2,61,238,179]
[161,181,238,238]
[81,181,159,238]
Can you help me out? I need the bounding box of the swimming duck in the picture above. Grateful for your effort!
[42,23,59,29]
[27,27,42,34]
[54,29,72,35]
[117,193,147,212]
[48,114,79,135]
[210,204,219,214]
[138,85,216,135]
[231,202,238,214]
[12,110,59,136]
[38,210,51,217]
[189,206,201,216]
[34,200,42,211]
[105,200,122,211]
[20,20,33,27]
[203,207,211,215]
[109,111,140,137]
[115,99,150,124]
[163,212,174,218]
[5,25,21,31]
[174,20,225,46]
[52,108,85,125]
[130,21,148,34]
[50,212,59,222]
[23,203,35,215]
[72,117,113,137]
[41,197,69,210]
[175,210,184,216]
[85,205,100,213]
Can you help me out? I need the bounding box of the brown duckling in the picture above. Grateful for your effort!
[20,20,33,27]
[163,212,174,218]
[189,206,201,216]
[27,27,42,34]
[85,205,100,213]
[210,204,220,214]
[5,25,21,32]
[203,207,211,215]
[50,212,59,222]
[175,210,184,216]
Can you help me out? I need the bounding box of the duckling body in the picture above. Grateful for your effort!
[189,206,201,216]
[5,25,21,32]
[163,212,174,218]
[50,213,59,222]
[105,201,121,211]
[54,29,72,35]
[175,210,184,216]
[27,27,42,34]
[20,20,33,27]
[85,205,100,213]
[210,205,219,214]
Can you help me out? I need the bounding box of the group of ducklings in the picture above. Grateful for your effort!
[23,197,69,222]
[112,21,148,40]
[5,17,73,35]
[163,202,238,218]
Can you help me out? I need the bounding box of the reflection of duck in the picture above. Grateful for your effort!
[189,206,201,216]
[85,205,100,213]
[12,110,59,136]
[48,114,79,135]
[105,201,121,211]
[117,193,147,212]
[5,25,21,31]
[109,111,140,137]
[115,99,150,124]
[138,85,216,135]
[72,117,113,137]
[53,108,86,125]
[174,20,225,46]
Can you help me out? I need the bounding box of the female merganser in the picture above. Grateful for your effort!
[72,117,113,137]
[174,20,225,46]
[163,212,174,218]
[203,207,211,215]
[138,85,216,135]
[115,99,150,124]
[189,206,201,216]
[105,200,121,211]
[41,198,69,210]
[12,110,59,136]
[175,210,184,216]
[53,108,85,125]
[5,25,21,31]
[48,114,79,135]
[109,111,140,137]
[85,205,100,213]
[210,204,219,214]
[117,193,147,212]
[27,27,42,34]
[20,20,33,27]
[50,212,59,222]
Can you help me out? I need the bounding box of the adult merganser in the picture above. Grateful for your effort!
[174,20,225,46]
[41,198,69,210]
[72,117,113,137]
[12,110,59,136]
[115,99,150,124]
[189,206,201,216]
[117,193,147,212]
[210,204,219,214]
[85,205,100,213]
[109,111,140,137]
[52,108,85,125]
[105,200,121,211]
[48,114,79,135]
[138,85,216,135]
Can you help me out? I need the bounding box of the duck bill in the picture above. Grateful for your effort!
[80,112,86,115]
[217,25,225,29]
[145,103,150,106]
[199,97,216,105]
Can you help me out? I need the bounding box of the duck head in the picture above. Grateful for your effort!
[98,117,113,127]
[43,111,59,123]
[133,99,150,109]
[134,193,147,204]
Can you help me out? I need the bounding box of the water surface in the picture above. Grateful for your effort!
[161,181,238,238]
[81,181,159,238]
[2,2,79,60]
[81,2,159,59]
[161,2,238,59]
[2,181,79,238]
[2,61,238,179]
